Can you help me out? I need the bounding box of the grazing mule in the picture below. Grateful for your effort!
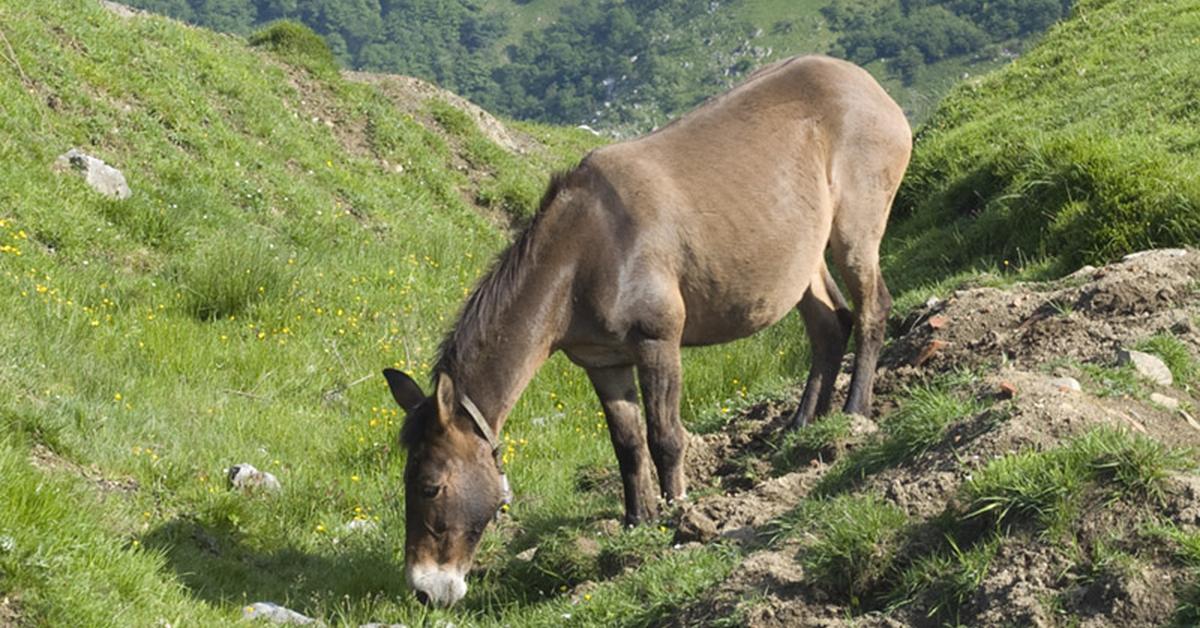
[384,55,911,606]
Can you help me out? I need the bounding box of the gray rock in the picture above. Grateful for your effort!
[1150,392,1180,410]
[242,602,318,624]
[1117,349,1174,387]
[1048,377,1082,392]
[54,149,131,199]
[227,464,281,494]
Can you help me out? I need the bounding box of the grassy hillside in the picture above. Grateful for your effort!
[885,0,1200,289]
[0,1,812,624]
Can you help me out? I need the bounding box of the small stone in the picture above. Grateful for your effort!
[997,381,1018,399]
[227,464,281,494]
[911,339,948,367]
[241,602,318,624]
[924,296,941,309]
[1117,349,1174,387]
[515,546,538,562]
[1048,377,1082,392]
[53,149,132,200]
[1150,393,1180,410]
[340,519,378,534]
[926,314,949,330]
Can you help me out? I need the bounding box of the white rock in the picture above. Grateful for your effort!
[1150,392,1180,410]
[242,602,318,624]
[340,519,378,534]
[54,149,131,200]
[1117,349,1174,387]
[227,464,281,494]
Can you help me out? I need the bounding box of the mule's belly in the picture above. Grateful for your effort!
[677,249,815,346]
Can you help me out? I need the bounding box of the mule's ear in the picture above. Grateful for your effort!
[383,368,425,412]
[434,371,456,423]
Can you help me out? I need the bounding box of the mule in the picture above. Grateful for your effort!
[383,54,911,606]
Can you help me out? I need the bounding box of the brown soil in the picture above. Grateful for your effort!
[670,249,1200,627]
[28,443,139,495]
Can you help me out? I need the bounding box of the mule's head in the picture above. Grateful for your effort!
[384,368,505,607]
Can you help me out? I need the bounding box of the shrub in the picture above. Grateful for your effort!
[248,20,337,76]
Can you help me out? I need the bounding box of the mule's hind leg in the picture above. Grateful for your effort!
[789,264,854,429]
[830,192,896,417]
[586,365,658,524]
[636,338,688,504]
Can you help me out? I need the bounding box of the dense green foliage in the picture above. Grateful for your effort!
[885,0,1200,288]
[824,0,1073,83]
[119,0,1069,130]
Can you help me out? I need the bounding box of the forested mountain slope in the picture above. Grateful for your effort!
[118,0,1074,132]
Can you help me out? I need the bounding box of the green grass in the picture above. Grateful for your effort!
[771,411,853,472]
[0,1,817,623]
[816,381,987,495]
[1079,362,1149,399]
[962,428,1190,534]
[887,534,999,622]
[774,494,909,603]
[1135,334,1200,393]
[885,0,1200,289]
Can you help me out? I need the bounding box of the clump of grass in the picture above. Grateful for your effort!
[771,412,853,472]
[888,534,999,622]
[1079,362,1148,399]
[248,20,338,76]
[597,525,672,578]
[1135,334,1200,392]
[962,428,1190,533]
[172,236,288,321]
[776,494,908,603]
[427,100,476,138]
[817,385,983,494]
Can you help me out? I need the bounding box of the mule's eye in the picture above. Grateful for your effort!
[421,485,442,499]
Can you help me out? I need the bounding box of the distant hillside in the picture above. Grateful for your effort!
[116,0,1071,132]
[884,0,1200,289]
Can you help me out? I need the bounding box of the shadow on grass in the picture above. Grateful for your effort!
[142,516,406,616]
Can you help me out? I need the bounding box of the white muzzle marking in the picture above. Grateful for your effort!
[407,563,467,607]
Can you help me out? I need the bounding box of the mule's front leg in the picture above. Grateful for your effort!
[586,366,658,524]
[637,339,688,503]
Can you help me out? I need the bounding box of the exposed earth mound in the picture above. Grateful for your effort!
[671,249,1200,627]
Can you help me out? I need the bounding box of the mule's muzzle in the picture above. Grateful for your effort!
[407,564,467,607]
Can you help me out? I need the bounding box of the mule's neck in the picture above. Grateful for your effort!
[438,208,578,436]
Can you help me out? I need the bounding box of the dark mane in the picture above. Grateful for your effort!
[434,168,579,378]
[401,168,582,449]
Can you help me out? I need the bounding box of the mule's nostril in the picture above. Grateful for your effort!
[414,590,431,606]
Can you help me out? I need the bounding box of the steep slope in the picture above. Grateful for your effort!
[0,2,809,624]
[885,0,1200,291]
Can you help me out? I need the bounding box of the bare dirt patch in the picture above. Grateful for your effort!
[28,443,139,495]
[669,249,1200,626]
